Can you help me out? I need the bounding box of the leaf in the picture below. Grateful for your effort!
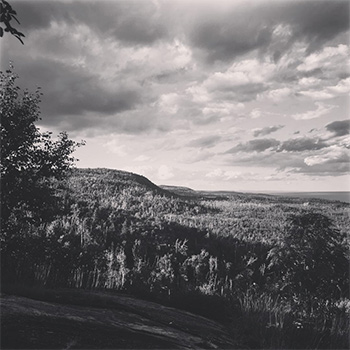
[10,14,20,25]
[15,34,24,44]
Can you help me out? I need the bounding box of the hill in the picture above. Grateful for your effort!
[74,168,173,196]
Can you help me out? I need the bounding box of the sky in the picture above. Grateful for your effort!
[1,0,350,192]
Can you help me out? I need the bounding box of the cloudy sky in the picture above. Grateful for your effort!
[1,0,350,192]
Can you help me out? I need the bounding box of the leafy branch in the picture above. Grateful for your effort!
[0,0,25,44]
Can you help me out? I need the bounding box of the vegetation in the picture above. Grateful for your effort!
[1,166,349,348]
[1,66,84,235]
[0,0,25,44]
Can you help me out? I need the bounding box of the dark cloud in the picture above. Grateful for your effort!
[211,83,268,103]
[109,2,167,45]
[7,57,144,134]
[227,136,330,155]
[10,1,59,31]
[325,120,350,137]
[187,135,222,148]
[18,59,141,117]
[13,0,168,45]
[13,0,349,64]
[187,0,349,63]
[253,125,284,137]
[277,138,328,152]
[226,139,280,153]
[189,18,272,63]
[282,0,350,53]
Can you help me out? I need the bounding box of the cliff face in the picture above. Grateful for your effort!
[1,290,238,349]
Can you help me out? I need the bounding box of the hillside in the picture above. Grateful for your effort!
[74,168,173,197]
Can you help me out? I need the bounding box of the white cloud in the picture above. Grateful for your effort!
[186,85,211,103]
[272,24,293,39]
[292,102,336,120]
[266,87,292,102]
[299,90,334,100]
[204,59,275,91]
[328,77,350,94]
[158,93,180,114]
[304,146,349,166]
[298,77,321,87]
[297,44,349,72]
[250,109,262,119]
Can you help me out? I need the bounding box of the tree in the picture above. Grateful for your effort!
[267,212,349,301]
[0,0,25,44]
[0,66,84,234]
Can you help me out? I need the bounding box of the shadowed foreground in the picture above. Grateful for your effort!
[1,290,238,349]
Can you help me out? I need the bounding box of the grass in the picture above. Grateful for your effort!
[235,289,349,349]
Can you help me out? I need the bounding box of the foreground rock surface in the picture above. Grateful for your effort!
[1,290,238,349]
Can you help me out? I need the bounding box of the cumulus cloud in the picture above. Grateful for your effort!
[300,146,350,175]
[297,44,349,72]
[205,59,275,88]
[298,77,321,87]
[328,77,350,94]
[253,125,284,137]
[250,109,262,119]
[266,87,293,102]
[304,146,349,166]
[194,59,274,103]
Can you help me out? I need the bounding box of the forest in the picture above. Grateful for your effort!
[2,166,349,349]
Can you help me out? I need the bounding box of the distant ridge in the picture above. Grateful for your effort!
[268,191,350,204]
[74,168,349,204]
[74,168,174,197]
[160,185,200,198]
